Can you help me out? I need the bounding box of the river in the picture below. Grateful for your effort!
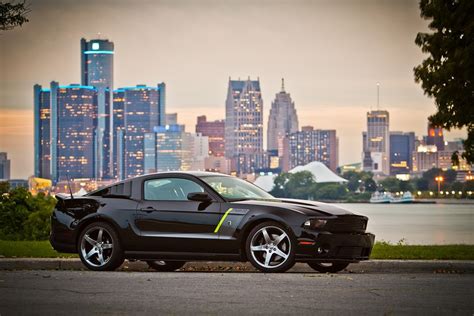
[334,203,474,245]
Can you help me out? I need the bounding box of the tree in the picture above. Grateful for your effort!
[270,173,290,198]
[414,0,474,165]
[0,186,56,240]
[364,178,377,192]
[380,177,401,192]
[0,1,30,31]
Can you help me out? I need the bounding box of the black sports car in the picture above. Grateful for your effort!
[50,171,375,273]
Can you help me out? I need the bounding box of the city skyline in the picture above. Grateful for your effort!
[0,0,468,179]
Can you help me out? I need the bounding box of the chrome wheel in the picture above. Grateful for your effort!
[80,226,114,268]
[250,226,291,269]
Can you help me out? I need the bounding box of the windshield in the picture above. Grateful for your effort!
[201,176,275,201]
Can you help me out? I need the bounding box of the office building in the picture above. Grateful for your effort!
[52,83,99,181]
[225,78,264,174]
[389,132,415,175]
[287,127,338,171]
[267,78,299,152]
[196,115,225,157]
[143,125,206,173]
[166,113,178,125]
[362,110,390,175]
[33,85,51,178]
[426,123,444,150]
[412,145,438,173]
[81,38,114,178]
[114,85,165,179]
[0,152,11,180]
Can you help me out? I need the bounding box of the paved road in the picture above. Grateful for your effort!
[0,270,473,315]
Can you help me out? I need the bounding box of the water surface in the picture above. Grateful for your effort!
[334,203,474,245]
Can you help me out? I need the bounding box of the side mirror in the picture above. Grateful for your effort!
[187,192,212,202]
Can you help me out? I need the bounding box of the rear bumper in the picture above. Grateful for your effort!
[296,231,375,262]
[49,210,77,253]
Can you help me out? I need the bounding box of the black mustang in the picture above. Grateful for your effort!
[50,171,375,273]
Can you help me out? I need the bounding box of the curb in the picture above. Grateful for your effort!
[0,259,473,273]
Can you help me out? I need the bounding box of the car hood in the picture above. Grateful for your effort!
[234,198,355,216]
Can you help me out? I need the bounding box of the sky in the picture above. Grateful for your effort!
[0,0,467,179]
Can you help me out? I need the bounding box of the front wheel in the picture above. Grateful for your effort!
[246,221,295,273]
[78,222,124,271]
[307,262,350,273]
[146,260,186,272]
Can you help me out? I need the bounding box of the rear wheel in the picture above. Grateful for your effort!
[78,222,124,271]
[146,260,186,272]
[307,262,350,273]
[246,221,295,273]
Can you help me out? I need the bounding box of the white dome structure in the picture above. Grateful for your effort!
[254,161,348,192]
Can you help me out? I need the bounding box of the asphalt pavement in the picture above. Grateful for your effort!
[0,270,473,315]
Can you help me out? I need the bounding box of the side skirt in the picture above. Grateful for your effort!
[124,251,243,261]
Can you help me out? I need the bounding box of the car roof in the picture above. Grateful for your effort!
[87,171,231,197]
[130,171,230,180]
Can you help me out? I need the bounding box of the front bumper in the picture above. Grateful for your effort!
[296,231,375,262]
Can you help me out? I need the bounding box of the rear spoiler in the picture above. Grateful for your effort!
[55,193,72,201]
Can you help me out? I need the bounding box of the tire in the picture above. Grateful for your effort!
[307,262,350,273]
[78,222,124,271]
[146,260,186,272]
[245,221,295,273]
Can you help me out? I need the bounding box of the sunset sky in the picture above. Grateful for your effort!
[0,0,467,179]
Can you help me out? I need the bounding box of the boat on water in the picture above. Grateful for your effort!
[370,191,415,204]
[391,191,415,204]
[369,191,394,203]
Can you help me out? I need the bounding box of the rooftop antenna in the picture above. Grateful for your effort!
[66,174,74,199]
[376,82,380,110]
[281,78,285,92]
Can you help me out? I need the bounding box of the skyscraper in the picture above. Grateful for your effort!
[81,38,114,178]
[363,110,390,175]
[112,89,125,178]
[51,82,99,181]
[114,84,165,179]
[426,123,445,150]
[196,115,225,157]
[225,77,264,175]
[267,78,299,153]
[389,132,415,175]
[0,152,11,180]
[287,127,338,171]
[34,84,51,178]
[143,125,202,173]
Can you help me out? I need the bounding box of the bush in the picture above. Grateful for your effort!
[0,184,56,240]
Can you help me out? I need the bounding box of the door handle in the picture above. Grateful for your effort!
[139,206,156,213]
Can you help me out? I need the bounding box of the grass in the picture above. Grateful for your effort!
[0,240,473,260]
[0,240,77,258]
[371,242,474,260]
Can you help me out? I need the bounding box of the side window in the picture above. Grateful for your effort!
[144,178,205,201]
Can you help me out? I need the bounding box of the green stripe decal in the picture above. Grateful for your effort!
[214,208,233,233]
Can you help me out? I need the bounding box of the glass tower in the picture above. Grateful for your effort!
[389,132,415,175]
[114,85,165,179]
[363,110,390,175]
[49,83,99,181]
[288,127,338,171]
[34,85,51,178]
[81,38,114,179]
[225,78,264,175]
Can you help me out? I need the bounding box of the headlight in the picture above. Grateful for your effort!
[303,219,327,230]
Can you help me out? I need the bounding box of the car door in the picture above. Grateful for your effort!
[134,176,223,253]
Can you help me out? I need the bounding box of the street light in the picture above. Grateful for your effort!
[435,176,444,195]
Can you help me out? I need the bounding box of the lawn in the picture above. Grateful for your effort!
[0,240,76,258]
[1,240,473,260]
